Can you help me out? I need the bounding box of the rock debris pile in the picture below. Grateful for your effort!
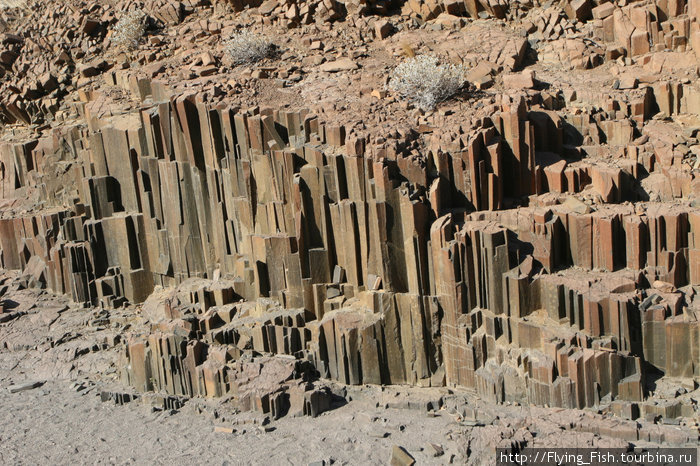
[0,0,699,442]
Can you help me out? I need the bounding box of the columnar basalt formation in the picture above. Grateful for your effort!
[0,0,699,424]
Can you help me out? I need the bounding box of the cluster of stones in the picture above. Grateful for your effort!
[1,66,698,421]
[0,0,698,425]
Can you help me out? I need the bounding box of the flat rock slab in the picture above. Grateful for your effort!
[319,58,358,72]
[390,445,415,466]
[8,381,44,393]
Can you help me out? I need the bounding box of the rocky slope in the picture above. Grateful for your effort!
[0,0,699,460]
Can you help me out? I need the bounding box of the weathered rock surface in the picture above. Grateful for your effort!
[0,0,699,438]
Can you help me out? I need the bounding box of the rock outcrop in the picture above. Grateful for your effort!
[0,0,699,424]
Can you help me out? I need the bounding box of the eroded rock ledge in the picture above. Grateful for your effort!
[0,0,699,433]
[0,73,697,424]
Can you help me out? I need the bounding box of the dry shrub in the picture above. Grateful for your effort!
[112,9,147,50]
[224,29,274,66]
[388,55,467,111]
[0,0,27,8]
[400,43,416,58]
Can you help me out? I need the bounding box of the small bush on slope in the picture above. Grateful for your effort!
[388,55,467,111]
[225,29,274,66]
[112,10,147,50]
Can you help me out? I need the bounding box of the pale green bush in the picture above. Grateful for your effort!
[225,29,274,66]
[388,55,467,111]
[112,10,147,50]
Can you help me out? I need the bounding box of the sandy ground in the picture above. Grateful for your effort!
[0,351,464,465]
[0,278,462,465]
[0,274,697,466]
